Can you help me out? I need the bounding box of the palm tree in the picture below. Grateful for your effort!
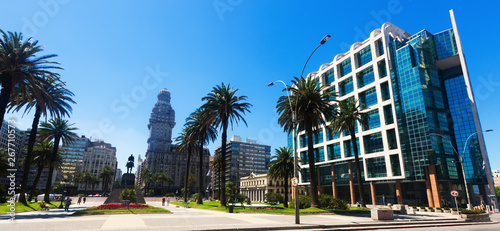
[166,175,174,193]
[185,108,217,204]
[276,76,336,208]
[268,147,294,207]
[210,153,223,200]
[0,30,61,127]
[99,165,114,195]
[140,168,153,193]
[73,172,83,187]
[188,173,196,195]
[10,78,74,204]
[83,172,92,192]
[175,126,197,202]
[202,83,252,206]
[38,118,78,203]
[26,141,54,201]
[90,175,100,194]
[329,98,367,207]
[0,149,9,178]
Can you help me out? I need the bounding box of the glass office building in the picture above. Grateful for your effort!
[293,14,495,208]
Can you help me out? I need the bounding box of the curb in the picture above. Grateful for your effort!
[197,220,498,231]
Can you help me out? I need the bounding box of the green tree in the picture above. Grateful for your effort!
[210,152,223,201]
[276,77,336,208]
[225,181,235,204]
[165,175,174,192]
[187,173,196,194]
[140,168,153,193]
[184,108,217,204]
[496,187,500,199]
[83,172,92,192]
[329,98,367,207]
[202,83,252,206]
[10,77,74,204]
[38,118,77,202]
[175,126,197,202]
[99,165,114,194]
[0,149,8,178]
[26,141,54,201]
[268,147,294,207]
[90,175,100,194]
[265,192,284,205]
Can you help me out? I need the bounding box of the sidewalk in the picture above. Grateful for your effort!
[1,201,497,231]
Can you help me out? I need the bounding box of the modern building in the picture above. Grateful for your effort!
[240,173,292,203]
[0,120,27,187]
[58,135,89,183]
[292,12,496,208]
[79,139,117,193]
[115,168,122,186]
[143,89,210,195]
[212,135,271,198]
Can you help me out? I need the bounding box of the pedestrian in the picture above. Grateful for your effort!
[77,196,82,205]
[83,197,86,204]
[162,197,166,206]
[64,196,72,212]
[167,197,170,206]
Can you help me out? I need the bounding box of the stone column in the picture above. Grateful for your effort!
[370,182,377,205]
[395,181,403,204]
[428,165,441,208]
[349,162,355,204]
[424,166,435,207]
[331,164,337,198]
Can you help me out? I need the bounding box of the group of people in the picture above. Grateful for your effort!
[77,196,86,205]
[161,197,170,206]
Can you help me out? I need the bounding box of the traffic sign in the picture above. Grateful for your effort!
[291,177,299,187]
[451,190,459,197]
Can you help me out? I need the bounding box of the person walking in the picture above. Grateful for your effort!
[77,196,82,205]
[64,197,72,212]
[167,197,170,206]
[162,197,166,206]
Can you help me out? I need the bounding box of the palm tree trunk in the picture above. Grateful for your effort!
[184,148,192,203]
[19,107,42,204]
[350,127,366,207]
[28,164,45,201]
[220,121,228,207]
[44,164,55,203]
[284,175,289,208]
[305,121,319,208]
[197,135,204,204]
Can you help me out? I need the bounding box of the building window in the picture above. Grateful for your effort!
[327,142,341,160]
[312,129,324,145]
[323,68,335,84]
[357,46,372,67]
[378,60,387,78]
[381,82,390,101]
[376,39,384,57]
[326,128,340,141]
[386,129,398,150]
[357,66,375,88]
[359,87,377,110]
[362,109,380,131]
[343,138,359,158]
[363,132,384,154]
[390,154,402,176]
[339,76,354,96]
[367,156,387,178]
[383,105,394,125]
[339,58,352,77]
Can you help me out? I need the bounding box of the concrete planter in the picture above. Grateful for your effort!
[371,209,394,220]
[434,209,443,213]
[451,210,460,215]
[407,208,416,214]
[418,208,425,212]
[443,209,451,213]
[461,213,490,222]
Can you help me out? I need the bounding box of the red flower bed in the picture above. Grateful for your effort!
[95,203,149,210]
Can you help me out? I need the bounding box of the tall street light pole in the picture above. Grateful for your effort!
[268,33,331,225]
[428,129,493,210]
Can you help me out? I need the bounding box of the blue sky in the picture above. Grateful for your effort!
[1,0,499,172]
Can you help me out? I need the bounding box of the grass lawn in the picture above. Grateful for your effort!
[0,202,61,214]
[72,204,171,215]
[170,201,371,215]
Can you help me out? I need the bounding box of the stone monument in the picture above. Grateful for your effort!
[121,154,135,187]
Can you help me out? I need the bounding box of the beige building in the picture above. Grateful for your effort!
[493,169,500,187]
[79,139,117,193]
[240,173,292,203]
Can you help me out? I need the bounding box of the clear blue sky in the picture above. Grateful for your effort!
[1,0,499,172]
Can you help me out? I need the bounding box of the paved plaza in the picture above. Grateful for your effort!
[1,201,499,231]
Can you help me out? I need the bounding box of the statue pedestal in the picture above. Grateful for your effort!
[121,173,135,188]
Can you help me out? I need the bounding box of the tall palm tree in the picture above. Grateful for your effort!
[329,98,366,207]
[0,30,61,126]
[73,172,84,187]
[90,175,100,194]
[140,168,153,193]
[202,83,252,206]
[175,126,197,202]
[210,153,223,200]
[26,141,54,201]
[185,108,217,204]
[99,165,114,195]
[165,175,174,193]
[38,118,78,203]
[268,147,294,208]
[276,76,336,208]
[83,172,92,192]
[10,78,74,204]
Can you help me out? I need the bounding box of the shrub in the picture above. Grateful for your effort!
[318,195,349,210]
[460,208,486,214]
[291,195,311,209]
[0,185,6,203]
[264,192,283,205]
[165,193,175,197]
[148,189,155,196]
[444,207,450,210]
[119,189,137,203]
[95,203,148,210]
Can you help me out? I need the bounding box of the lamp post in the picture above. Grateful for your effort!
[58,179,67,209]
[268,34,330,224]
[428,129,493,209]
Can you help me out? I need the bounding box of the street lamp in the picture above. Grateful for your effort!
[58,179,67,209]
[268,34,330,225]
[427,129,493,209]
